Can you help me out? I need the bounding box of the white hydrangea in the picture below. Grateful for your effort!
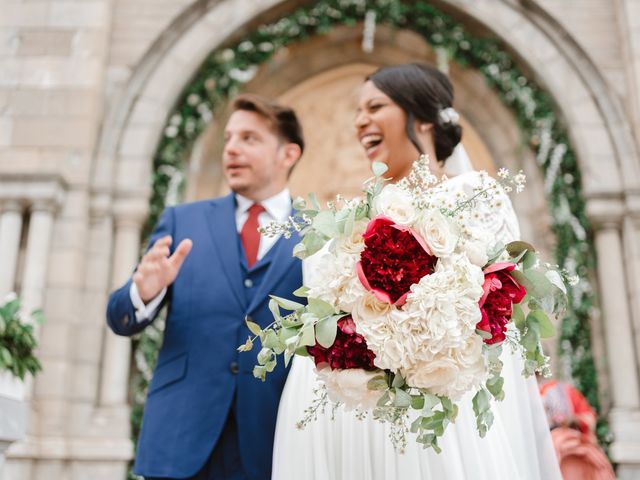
[403,334,486,400]
[305,247,360,308]
[352,305,408,371]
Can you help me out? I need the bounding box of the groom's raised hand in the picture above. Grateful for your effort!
[133,235,193,303]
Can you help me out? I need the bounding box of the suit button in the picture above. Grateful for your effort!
[121,314,129,327]
[230,362,239,374]
[244,278,253,288]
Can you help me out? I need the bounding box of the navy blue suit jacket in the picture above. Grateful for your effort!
[106,194,302,479]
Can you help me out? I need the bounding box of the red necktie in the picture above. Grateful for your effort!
[240,203,265,267]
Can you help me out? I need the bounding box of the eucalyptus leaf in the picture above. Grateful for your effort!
[253,365,267,381]
[281,316,302,329]
[410,415,423,433]
[246,318,262,336]
[293,286,309,298]
[475,328,493,340]
[506,241,536,257]
[263,331,281,350]
[512,303,525,331]
[372,161,389,177]
[391,372,406,388]
[521,326,540,352]
[308,192,321,211]
[367,375,389,391]
[440,396,454,414]
[315,315,339,348]
[292,196,307,210]
[411,394,425,410]
[509,248,528,265]
[522,250,537,270]
[299,324,316,347]
[422,393,440,415]
[511,269,554,298]
[270,295,305,311]
[284,349,294,367]
[376,390,391,407]
[293,242,308,258]
[294,346,310,357]
[393,388,412,408]
[313,210,340,238]
[486,375,504,399]
[486,242,506,265]
[472,388,491,415]
[265,359,277,372]
[307,298,336,319]
[545,270,567,295]
[527,309,556,338]
[257,347,273,365]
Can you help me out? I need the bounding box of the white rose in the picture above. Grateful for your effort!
[415,210,459,257]
[373,184,417,225]
[336,220,368,255]
[315,366,384,411]
[352,291,392,322]
[460,239,489,267]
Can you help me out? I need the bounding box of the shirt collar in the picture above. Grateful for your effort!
[236,188,291,222]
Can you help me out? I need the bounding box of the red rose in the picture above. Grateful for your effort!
[477,262,527,344]
[307,316,376,370]
[356,215,436,305]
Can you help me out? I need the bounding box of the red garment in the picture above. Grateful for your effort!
[551,428,615,480]
[240,203,265,267]
[540,380,615,480]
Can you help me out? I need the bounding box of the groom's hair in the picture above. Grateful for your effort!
[231,94,305,155]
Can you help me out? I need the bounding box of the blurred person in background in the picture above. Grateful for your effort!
[539,379,615,480]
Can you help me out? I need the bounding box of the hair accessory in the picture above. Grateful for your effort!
[438,107,460,126]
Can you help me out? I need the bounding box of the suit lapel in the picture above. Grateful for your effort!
[246,230,300,315]
[205,194,246,310]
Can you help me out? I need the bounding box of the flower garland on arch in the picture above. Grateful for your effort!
[133,0,607,458]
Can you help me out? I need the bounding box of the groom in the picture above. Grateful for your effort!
[106,94,304,479]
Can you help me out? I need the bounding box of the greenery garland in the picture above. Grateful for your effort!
[131,1,607,470]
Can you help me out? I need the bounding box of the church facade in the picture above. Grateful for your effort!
[1,0,640,478]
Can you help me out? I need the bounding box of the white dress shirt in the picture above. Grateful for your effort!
[130,188,292,322]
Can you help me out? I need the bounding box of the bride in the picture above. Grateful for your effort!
[272,63,561,479]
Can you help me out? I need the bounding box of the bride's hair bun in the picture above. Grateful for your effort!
[434,107,462,161]
[367,63,462,163]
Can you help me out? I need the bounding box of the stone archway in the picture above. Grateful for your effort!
[94,0,640,473]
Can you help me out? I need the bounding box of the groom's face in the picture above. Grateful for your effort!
[223,110,298,201]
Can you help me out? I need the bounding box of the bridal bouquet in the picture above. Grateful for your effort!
[239,157,571,451]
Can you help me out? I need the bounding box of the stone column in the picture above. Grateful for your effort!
[588,198,640,476]
[0,201,24,299]
[21,202,57,315]
[99,198,147,407]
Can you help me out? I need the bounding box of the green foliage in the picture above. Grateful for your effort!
[137,0,606,456]
[0,295,43,380]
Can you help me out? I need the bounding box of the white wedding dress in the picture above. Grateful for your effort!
[272,170,562,480]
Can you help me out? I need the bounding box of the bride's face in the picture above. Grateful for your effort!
[354,81,420,181]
